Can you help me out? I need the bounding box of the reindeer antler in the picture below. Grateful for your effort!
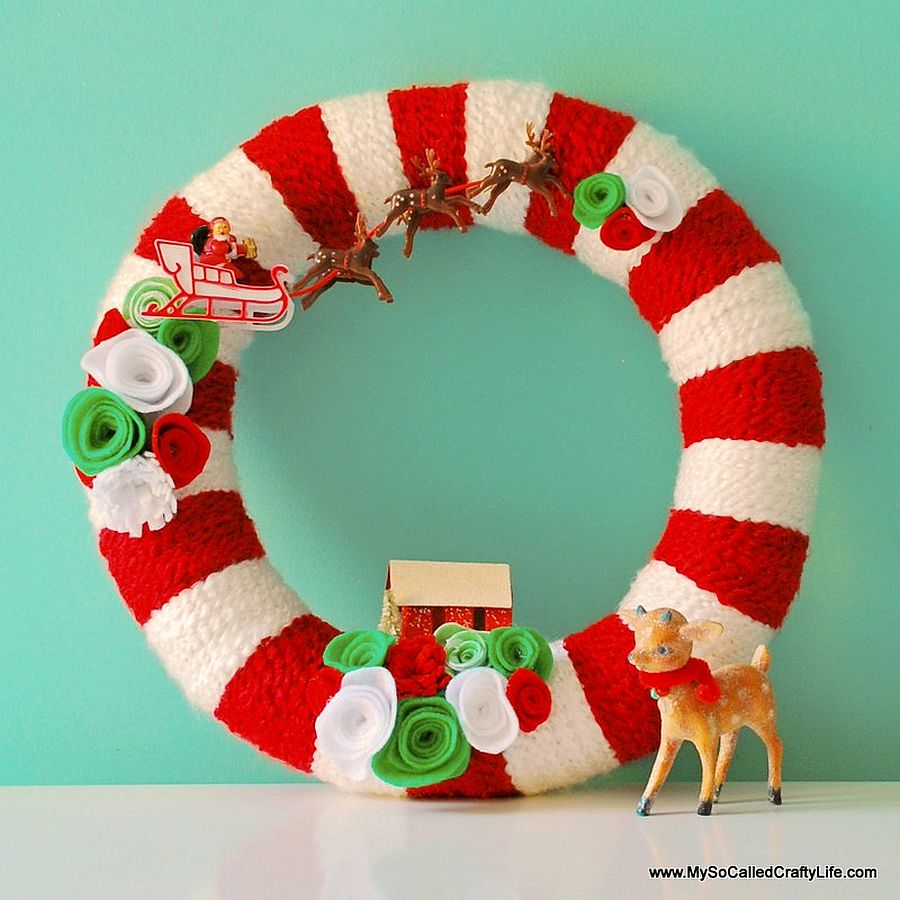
[525,122,554,155]
[412,147,442,179]
[353,212,368,247]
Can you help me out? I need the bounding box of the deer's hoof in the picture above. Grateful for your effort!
[714,784,723,803]
[636,797,652,817]
[768,786,782,805]
[697,800,713,816]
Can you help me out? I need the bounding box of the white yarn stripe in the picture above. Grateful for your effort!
[675,438,821,534]
[619,560,776,670]
[180,148,316,276]
[143,558,306,714]
[176,429,239,500]
[659,261,813,384]
[503,643,618,794]
[319,91,407,229]
[464,80,554,234]
[573,121,718,287]
[97,253,164,322]
[310,748,406,798]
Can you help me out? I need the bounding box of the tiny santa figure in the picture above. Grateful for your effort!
[193,217,257,279]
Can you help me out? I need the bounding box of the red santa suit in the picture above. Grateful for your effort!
[199,234,247,278]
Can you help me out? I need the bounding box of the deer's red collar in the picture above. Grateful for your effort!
[638,657,721,704]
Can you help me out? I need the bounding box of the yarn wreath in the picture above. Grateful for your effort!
[75,81,823,798]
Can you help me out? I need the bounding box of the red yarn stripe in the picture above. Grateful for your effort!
[629,190,780,331]
[408,749,519,799]
[524,93,635,253]
[680,348,825,448]
[99,491,263,625]
[653,509,809,628]
[387,83,473,231]
[242,105,359,248]
[188,361,237,436]
[134,196,206,261]
[564,614,659,763]
[214,614,340,773]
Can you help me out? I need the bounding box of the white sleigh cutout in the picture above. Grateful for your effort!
[146,239,294,331]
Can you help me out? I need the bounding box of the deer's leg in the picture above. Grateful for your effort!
[636,738,682,816]
[478,181,508,215]
[403,215,421,259]
[360,270,393,303]
[531,183,558,217]
[695,737,719,815]
[300,282,332,311]
[292,261,327,292]
[375,208,401,238]
[753,721,783,805]
[545,175,572,199]
[431,201,468,233]
[714,730,740,802]
[449,195,483,215]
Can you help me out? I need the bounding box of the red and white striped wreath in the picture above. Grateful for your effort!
[71,81,824,797]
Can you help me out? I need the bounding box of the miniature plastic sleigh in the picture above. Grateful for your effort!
[148,239,294,330]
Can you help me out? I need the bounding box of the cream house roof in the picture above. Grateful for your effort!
[386,560,512,609]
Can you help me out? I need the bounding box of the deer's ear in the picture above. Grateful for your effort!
[619,609,642,631]
[679,620,724,643]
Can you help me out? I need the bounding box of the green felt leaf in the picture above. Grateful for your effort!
[62,388,146,476]
[156,319,220,382]
[487,626,553,680]
[323,629,395,673]
[371,696,470,788]
[572,172,626,229]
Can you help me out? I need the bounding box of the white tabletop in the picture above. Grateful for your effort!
[1,782,896,899]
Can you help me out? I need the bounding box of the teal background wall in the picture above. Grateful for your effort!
[2,1,897,786]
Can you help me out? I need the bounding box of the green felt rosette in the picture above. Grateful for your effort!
[487,626,554,680]
[156,319,220,383]
[443,629,489,674]
[371,696,470,788]
[62,388,147,476]
[572,172,626,229]
[122,277,178,334]
[323,629,396,673]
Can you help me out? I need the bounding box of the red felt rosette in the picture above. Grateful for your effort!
[599,206,656,251]
[387,636,451,698]
[150,413,211,488]
[506,668,552,733]
[92,309,131,346]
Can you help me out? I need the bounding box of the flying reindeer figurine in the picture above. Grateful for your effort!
[622,605,783,817]
[376,149,482,258]
[291,213,393,310]
[467,122,571,216]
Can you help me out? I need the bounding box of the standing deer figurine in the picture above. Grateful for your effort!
[376,149,481,258]
[622,605,783,817]
[467,122,571,216]
[291,213,393,310]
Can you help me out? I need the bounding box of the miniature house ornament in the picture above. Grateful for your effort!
[61,80,823,799]
[381,560,513,640]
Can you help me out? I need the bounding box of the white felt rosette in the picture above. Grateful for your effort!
[445,666,519,754]
[91,452,177,537]
[624,164,684,232]
[314,667,398,781]
[81,329,192,424]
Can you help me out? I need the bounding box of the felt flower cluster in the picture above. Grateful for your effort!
[314,624,554,788]
[572,165,684,250]
[62,295,218,537]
